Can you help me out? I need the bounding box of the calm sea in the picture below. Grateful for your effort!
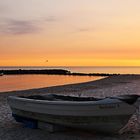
[0,66,139,92]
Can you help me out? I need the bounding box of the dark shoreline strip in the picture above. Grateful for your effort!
[0,69,121,76]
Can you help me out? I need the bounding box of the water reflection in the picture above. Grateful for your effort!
[0,75,103,92]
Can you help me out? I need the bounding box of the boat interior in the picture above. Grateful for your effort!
[19,94,140,104]
[20,94,101,101]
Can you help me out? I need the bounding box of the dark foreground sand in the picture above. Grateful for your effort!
[1,75,140,140]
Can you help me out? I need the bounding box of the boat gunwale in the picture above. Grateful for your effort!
[8,96,127,106]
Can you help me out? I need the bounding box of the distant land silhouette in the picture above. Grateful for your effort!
[0,69,120,76]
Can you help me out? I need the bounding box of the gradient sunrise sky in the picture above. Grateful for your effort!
[0,0,140,66]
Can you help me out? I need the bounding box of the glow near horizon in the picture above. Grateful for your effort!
[0,0,140,66]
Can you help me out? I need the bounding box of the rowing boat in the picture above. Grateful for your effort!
[8,94,140,133]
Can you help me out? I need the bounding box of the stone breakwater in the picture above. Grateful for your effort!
[1,75,140,140]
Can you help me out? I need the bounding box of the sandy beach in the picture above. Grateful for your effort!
[1,75,140,140]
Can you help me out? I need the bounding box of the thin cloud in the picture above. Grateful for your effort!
[0,19,41,35]
[77,28,91,32]
[0,16,58,35]
[45,16,56,22]
[72,27,95,33]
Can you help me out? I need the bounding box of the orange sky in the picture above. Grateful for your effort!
[0,0,140,66]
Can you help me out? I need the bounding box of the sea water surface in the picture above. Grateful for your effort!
[0,66,140,92]
[0,74,103,92]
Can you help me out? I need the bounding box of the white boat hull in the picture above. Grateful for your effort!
[8,95,139,133]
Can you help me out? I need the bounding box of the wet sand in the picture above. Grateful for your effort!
[1,75,140,140]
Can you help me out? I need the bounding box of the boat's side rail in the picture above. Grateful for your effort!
[8,96,137,116]
[8,95,122,105]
